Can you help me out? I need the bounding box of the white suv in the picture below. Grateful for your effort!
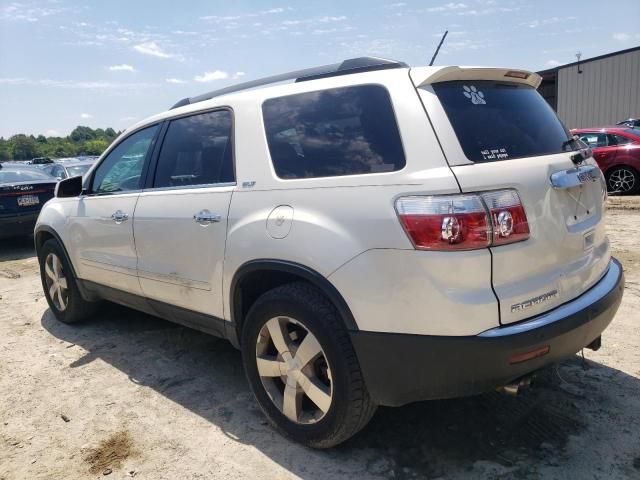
[35,57,624,448]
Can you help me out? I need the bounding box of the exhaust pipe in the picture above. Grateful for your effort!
[497,375,533,396]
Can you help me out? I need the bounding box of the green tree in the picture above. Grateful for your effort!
[0,139,10,162]
[69,126,96,143]
[79,139,109,155]
[10,134,39,160]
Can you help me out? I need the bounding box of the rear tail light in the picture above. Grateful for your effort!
[480,190,530,246]
[395,189,529,251]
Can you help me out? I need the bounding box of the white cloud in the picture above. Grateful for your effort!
[108,64,135,72]
[232,72,246,79]
[457,5,519,15]
[388,2,407,8]
[427,2,467,12]
[545,59,562,67]
[80,113,93,119]
[133,41,173,59]
[318,15,347,22]
[120,116,137,122]
[0,77,159,90]
[194,70,229,82]
[165,78,187,84]
[1,3,64,22]
[200,6,289,23]
[613,32,640,42]
[45,129,61,137]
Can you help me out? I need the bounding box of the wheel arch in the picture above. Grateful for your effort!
[229,259,359,344]
[35,226,78,280]
[604,161,639,175]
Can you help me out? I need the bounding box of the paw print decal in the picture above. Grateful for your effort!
[463,85,486,105]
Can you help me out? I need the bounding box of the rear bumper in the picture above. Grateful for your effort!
[0,212,39,238]
[350,258,624,407]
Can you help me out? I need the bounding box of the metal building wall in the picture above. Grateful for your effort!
[556,48,640,129]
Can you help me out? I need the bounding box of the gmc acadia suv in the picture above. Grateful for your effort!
[35,57,624,448]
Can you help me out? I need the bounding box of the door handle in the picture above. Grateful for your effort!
[193,210,222,225]
[111,210,129,224]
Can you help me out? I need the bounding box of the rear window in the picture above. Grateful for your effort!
[0,169,53,183]
[433,81,573,162]
[66,164,92,177]
[262,85,405,179]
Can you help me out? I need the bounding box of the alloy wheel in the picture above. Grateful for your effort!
[44,253,68,311]
[255,316,333,424]
[608,168,636,193]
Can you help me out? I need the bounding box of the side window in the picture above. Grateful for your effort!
[92,125,158,194]
[579,133,607,148]
[153,110,234,188]
[53,165,66,179]
[609,134,633,146]
[262,85,405,179]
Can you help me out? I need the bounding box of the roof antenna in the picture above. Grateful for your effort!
[429,30,448,66]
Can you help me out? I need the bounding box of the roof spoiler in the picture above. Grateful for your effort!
[410,66,542,89]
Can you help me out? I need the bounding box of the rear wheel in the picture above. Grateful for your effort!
[39,239,96,324]
[606,166,639,195]
[241,282,377,448]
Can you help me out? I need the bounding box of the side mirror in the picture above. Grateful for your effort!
[55,175,83,198]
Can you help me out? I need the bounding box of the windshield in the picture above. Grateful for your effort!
[0,169,53,183]
[66,164,92,177]
[432,80,573,162]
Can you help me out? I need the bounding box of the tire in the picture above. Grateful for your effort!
[39,238,96,324]
[606,166,640,195]
[241,282,377,448]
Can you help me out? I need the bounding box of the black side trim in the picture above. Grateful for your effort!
[77,279,232,340]
[230,259,359,332]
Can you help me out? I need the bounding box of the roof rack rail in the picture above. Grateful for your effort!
[170,56,408,109]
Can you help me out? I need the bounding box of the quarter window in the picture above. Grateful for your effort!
[262,85,405,179]
[92,125,158,194]
[609,134,633,146]
[153,110,234,188]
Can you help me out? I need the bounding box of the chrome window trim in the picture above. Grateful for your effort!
[141,181,236,193]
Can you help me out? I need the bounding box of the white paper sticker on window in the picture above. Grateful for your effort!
[480,148,509,161]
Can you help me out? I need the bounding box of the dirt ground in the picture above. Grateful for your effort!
[1,199,639,480]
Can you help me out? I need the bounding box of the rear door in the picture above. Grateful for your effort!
[133,109,234,319]
[415,73,610,324]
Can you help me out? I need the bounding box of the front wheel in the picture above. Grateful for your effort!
[39,239,96,323]
[606,166,639,195]
[241,282,377,448]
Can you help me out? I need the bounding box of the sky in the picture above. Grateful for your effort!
[1,0,639,138]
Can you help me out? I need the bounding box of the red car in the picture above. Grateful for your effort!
[571,127,640,194]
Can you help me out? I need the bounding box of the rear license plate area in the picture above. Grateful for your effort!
[17,194,39,207]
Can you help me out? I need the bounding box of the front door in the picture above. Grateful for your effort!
[134,109,235,319]
[68,124,159,294]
